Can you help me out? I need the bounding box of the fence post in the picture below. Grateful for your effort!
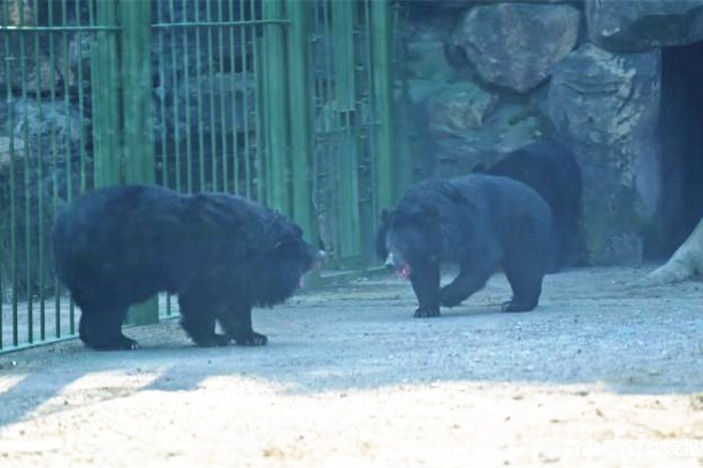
[261,0,291,213]
[370,0,396,213]
[91,0,121,187]
[119,0,159,326]
[286,0,316,244]
[120,1,155,187]
[331,0,361,260]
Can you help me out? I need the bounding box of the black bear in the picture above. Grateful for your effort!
[474,140,586,270]
[52,185,324,351]
[376,174,554,318]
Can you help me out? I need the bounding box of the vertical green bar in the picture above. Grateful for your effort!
[205,1,218,192]
[33,0,45,341]
[181,1,194,193]
[358,0,377,266]
[50,0,62,337]
[168,0,182,192]
[332,0,360,259]
[251,9,264,202]
[121,1,154,186]
[74,1,88,193]
[0,0,9,348]
[331,1,355,110]
[120,0,158,325]
[370,0,396,214]
[216,1,229,192]
[61,0,76,335]
[286,0,316,243]
[193,3,206,192]
[17,0,33,345]
[155,1,169,188]
[261,0,290,212]
[231,0,243,195]
[91,0,121,187]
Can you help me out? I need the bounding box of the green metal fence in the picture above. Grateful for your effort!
[0,0,397,353]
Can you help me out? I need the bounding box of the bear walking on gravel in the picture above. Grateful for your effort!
[52,185,324,351]
[376,174,555,318]
[475,140,586,270]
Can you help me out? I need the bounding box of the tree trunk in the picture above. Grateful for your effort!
[637,216,703,286]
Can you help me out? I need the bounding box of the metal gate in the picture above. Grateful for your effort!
[0,0,397,352]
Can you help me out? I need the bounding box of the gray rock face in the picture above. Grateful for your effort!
[426,83,499,135]
[548,44,661,264]
[5,100,87,165]
[158,73,256,138]
[424,83,545,177]
[547,44,660,148]
[451,3,581,93]
[0,97,90,298]
[587,0,703,51]
[405,19,455,82]
[4,0,703,277]
[0,1,85,94]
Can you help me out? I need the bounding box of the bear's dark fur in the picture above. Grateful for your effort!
[475,140,586,270]
[52,185,323,351]
[376,174,555,318]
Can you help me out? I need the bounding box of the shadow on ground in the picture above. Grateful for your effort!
[0,266,701,429]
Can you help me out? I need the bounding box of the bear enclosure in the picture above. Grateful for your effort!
[0,0,401,352]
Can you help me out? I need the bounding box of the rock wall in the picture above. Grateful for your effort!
[400,0,703,265]
[2,0,702,296]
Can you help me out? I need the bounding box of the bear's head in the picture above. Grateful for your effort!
[253,217,326,306]
[376,203,441,280]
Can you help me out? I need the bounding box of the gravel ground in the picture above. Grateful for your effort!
[0,266,702,467]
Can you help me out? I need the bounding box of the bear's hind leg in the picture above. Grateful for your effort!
[439,262,495,308]
[178,293,229,347]
[217,304,268,346]
[501,258,544,312]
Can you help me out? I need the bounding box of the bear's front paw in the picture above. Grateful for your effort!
[234,332,269,346]
[414,307,440,318]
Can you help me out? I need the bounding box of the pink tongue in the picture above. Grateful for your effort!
[397,264,411,280]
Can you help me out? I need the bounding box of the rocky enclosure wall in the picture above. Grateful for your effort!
[3,0,703,290]
[400,0,703,265]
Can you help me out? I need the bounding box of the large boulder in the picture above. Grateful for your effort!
[587,0,703,51]
[548,43,661,265]
[425,82,545,176]
[426,82,499,135]
[450,2,581,93]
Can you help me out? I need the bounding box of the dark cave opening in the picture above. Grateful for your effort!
[649,41,703,259]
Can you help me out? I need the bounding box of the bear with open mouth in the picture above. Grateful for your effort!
[376,174,555,318]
